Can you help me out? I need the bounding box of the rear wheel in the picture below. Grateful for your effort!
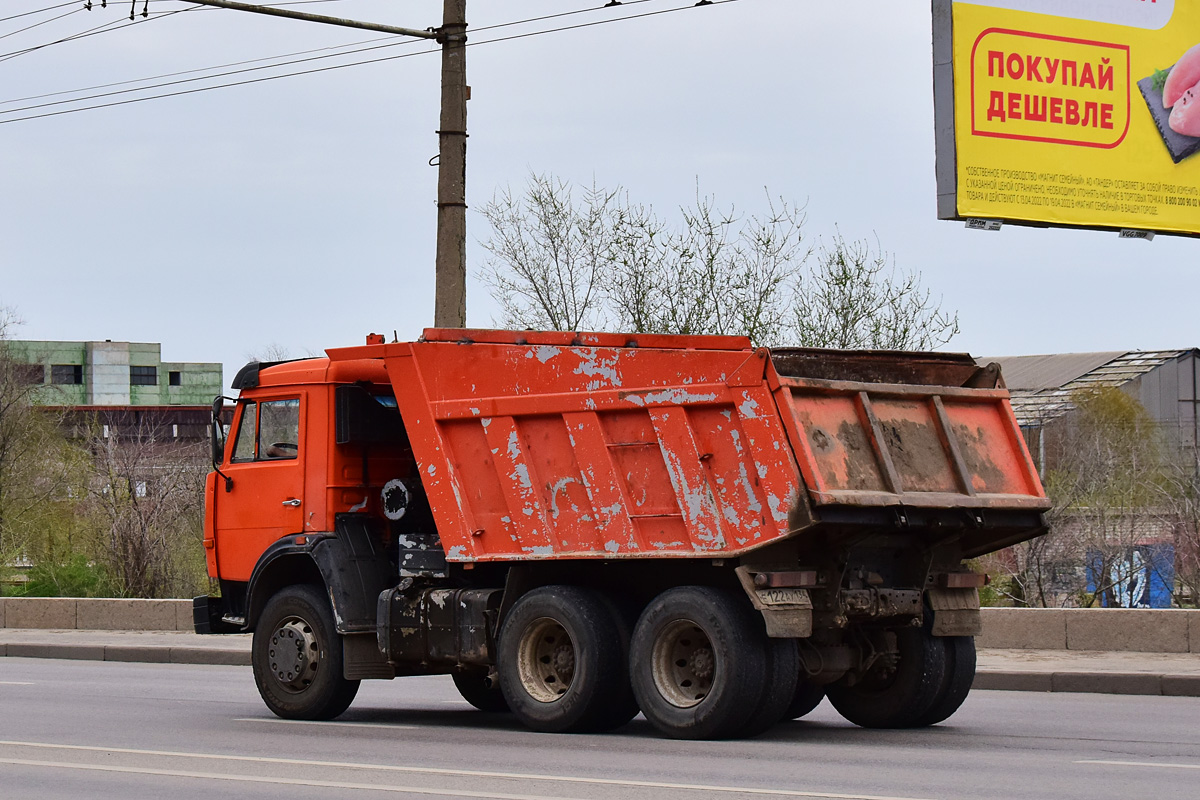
[783,680,825,721]
[825,626,946,729]
[252,584,360,720]
[734,636,799,737]
[630,586,769,740]
[452,668,510,713]
[913,635,976,725]
[497,585,634,733]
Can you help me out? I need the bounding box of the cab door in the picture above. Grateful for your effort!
[214,395,306,582]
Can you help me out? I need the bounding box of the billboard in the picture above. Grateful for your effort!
[933,0,1200,236]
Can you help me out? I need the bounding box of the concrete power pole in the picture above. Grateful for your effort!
[433,0,468,329]
[176,0,469,328]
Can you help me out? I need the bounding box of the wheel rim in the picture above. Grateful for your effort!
[854,652,901,694]
[268,615,320,693]
[516,617,575,703]
[651,619,715,708]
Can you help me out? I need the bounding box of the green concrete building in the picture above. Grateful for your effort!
[8,340,221,408]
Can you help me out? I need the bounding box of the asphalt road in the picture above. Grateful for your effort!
[2,657,1198,800]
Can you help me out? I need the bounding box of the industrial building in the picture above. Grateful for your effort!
[989,349,1200,473]
[6,339,222,442]
[987,349,1200,609]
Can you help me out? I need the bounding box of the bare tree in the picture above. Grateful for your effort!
[606,191,808,344]
[81,416,208,598]
[478,174,956,350]
[479,174,618,331]
[246,343,294,363]
[0,308,81,572]
[791,233,959,350]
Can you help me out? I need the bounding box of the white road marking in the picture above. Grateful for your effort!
[0,740,935,800]
[0,758,574,800]
[1078,759,1200,770]
[234,717,417,730]
[0,681,34,685]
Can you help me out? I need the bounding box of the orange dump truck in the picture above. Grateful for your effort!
[196,328,1048,739]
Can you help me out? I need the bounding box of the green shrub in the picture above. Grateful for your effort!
[20,555,115,598]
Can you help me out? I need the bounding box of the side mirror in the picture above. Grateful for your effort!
[210,396,226,467]
[211,396,234,491]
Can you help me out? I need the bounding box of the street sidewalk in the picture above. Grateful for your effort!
[3,628,1200,697]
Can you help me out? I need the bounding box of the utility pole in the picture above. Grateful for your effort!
[177,0,469,327]
[434,0,468,329]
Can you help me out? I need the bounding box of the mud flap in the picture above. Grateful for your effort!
[343,632,394,680]
[735,566,813,638]
[926,587,981,637]
[312,515,395,633]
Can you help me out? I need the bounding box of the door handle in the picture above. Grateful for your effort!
[282,498,301,507]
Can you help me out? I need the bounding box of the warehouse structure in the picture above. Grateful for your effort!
[5,339,222,442]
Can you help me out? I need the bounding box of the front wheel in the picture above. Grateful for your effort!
[252,584,360,720]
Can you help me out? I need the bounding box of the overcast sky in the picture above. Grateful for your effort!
[2,0,1197,391]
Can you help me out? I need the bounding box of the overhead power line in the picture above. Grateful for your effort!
[0,7,193,64]
[4,0,666,104]
[0,2,80,25]
[0,7,84,42]
[0,33,396,106]
[0,0,357,62]
[2,34,421,114]
[0,0,706,123]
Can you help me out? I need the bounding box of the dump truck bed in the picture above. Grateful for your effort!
[327,329,1048,563]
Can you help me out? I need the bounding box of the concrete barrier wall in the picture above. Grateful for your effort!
[977,608,1200,652]
[1,598,1198,651]
[0,598,193,632]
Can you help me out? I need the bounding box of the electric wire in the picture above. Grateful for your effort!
[0,7,84,42]
[0,0,349,63]
[1,35,395,106]
[2,31,422,113]
[0,8,194,64]
[0,2,80,25]
[0,0,736,125]
[1,0,667,107]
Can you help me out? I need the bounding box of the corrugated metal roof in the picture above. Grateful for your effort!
[985,352,1124,390]
[988,350,1193,426]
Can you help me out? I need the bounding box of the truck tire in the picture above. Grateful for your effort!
[630,586,769,740]
[734,636,800,738]
[913,635,976,726]
[825,626,946,729]
[452,668,510,713]
[593,592,643,731]
[784,681,825,721]
[497,585,635,733]
[252,584,360,720]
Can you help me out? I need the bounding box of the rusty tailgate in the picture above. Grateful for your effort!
[772,373,1049,511]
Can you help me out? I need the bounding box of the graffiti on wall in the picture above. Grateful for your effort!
[1086,543,1175,608]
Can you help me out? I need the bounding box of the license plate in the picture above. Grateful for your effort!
[755,588,811,607]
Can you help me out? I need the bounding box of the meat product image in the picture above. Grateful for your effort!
[1169,85,1200,137]
[1164,43,1200,108]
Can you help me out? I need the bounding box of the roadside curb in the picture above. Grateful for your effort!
[1,642,248,667]
[974,669,1200,697]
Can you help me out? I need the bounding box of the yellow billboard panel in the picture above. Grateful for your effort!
[934,1,1200,236]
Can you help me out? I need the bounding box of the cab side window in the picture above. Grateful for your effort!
[231,401,258,462]
[259,399,300,460]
